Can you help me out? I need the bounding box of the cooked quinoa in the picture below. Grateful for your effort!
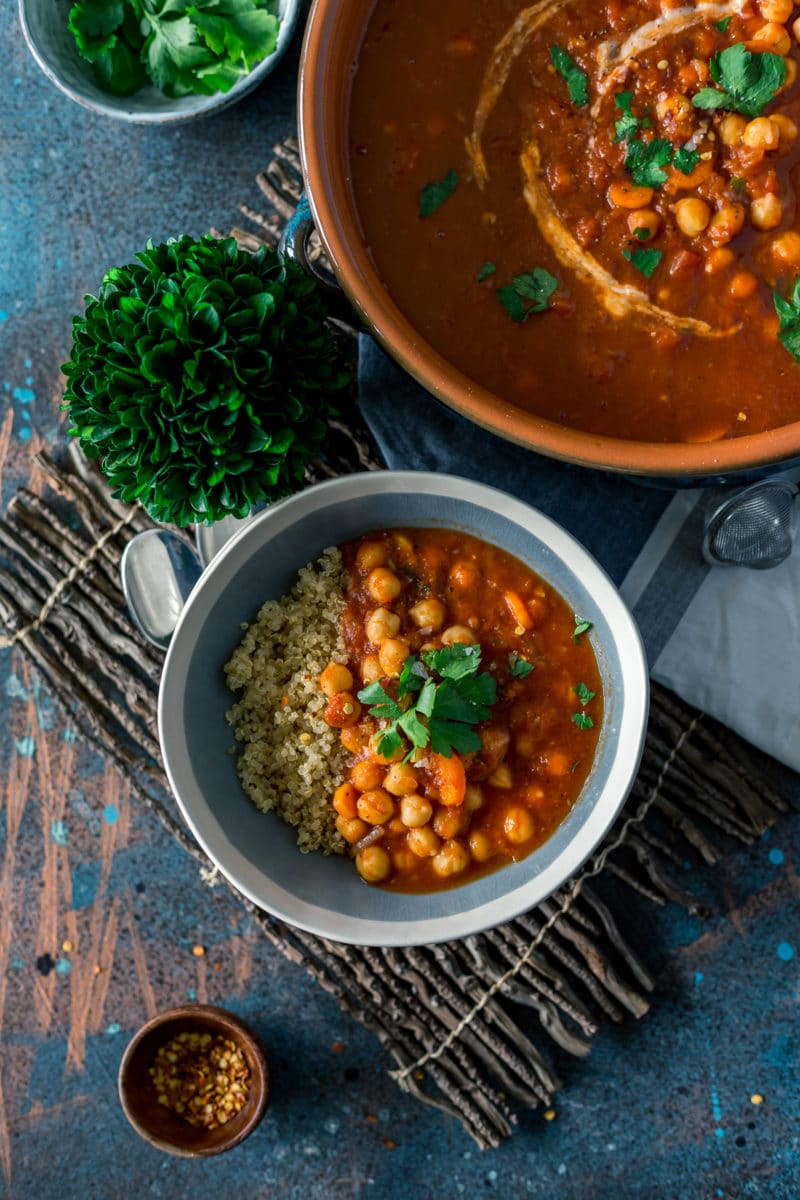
[224,546,349,854]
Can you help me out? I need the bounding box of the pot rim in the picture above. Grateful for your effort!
[298,0,800,479]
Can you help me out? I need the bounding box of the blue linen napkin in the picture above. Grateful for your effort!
[358,335,800,773]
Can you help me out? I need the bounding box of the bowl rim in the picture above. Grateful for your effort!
[297,0,800,479]
[18,0,302,125]
[158,470,650,946]
[117,1003,270,1157]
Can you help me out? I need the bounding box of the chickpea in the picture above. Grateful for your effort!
[333,782,359,819]
[336,815,369,844]
[356,788,395,825]
[783,56,799,92]
[794,15,800,43]
[708,202,746,245]
[729,271,760,298]
[504,807,536,844]
[319,661,354,698]
[674,196,711,238]
[392,848,416,873]
[719,113,747,147]
[355,845,392,883]
[656,92,693,124]
[743,116,781,150]
[759,0,793,22]
[627,208,661,240]
[432,839,471,877]
[433,807,468,839]
[771,229,800,266]
[449,560,479,589]
[752,22,792,55]
[323,693,361,728]
[543,750,572,777]
[355,540,387,572]
[367,566,403,603]
[365,607,400,645]
[704,246,736,274]
[771,113,799,145]
[468,831,494,863]
[400,793,433,828]
[441,624,475,646]
[378,637,411,677]
[408,597,447,630]
[407,825,441,858]
[350,759,385,792]
[383,762,419,796]
[608,180,655,209]
[361,654,383,685]
[340,724,370,753]
[488,763,513,788]
[751,192,784,229]
[464,783,484,812]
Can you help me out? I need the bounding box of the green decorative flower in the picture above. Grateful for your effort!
[63,235,348,526]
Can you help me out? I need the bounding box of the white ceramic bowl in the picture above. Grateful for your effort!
[19,0,301,123]
[158,472,649,946]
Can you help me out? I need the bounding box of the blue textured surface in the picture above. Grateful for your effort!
[1,1,799,1197]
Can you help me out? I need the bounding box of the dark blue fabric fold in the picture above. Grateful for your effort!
[357,336,674,586]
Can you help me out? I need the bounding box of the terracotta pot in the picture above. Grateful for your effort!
[297,0,800,482]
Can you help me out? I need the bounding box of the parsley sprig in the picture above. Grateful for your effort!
[693,44,787,118]
[498,268,559,322]
[357,644,497,760]
[550,44,589,107]
[419,169,459,218]
[773,278,800,361]
[623,247,663,278]
[615,92,702,185]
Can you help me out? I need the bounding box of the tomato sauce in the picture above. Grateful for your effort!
[319,528,603,892]
[349,0,800,444]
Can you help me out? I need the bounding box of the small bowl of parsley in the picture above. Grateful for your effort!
[18,0,301,123]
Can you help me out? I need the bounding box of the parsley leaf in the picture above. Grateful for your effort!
[419,169,459,218]
[477,261,496,283]
[692,43,787,118]
[357,645,498,761]
[633,226,652,242]
[509,653,535,678]
[572,617,593,643]
[550,44,589,107]
[625,137,674,188]
[614,91,641,143]
[773,279,800,361]
[623,247,663,278]
[673,144,701,175]
[572,712,595,730]
[498,268,559,322]
[573,681,596,706]
[716,16,732,33]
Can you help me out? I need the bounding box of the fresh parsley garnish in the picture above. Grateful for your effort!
[773,278,800,361]
[508,653,535,679]
[571,712,595,730]
[623,247,663,278]
[419,169,459,218]
[477,261,496,283]
[498,268,559,322]
[357,644,497,760]
[634,226,652,242]
[716,16,732,33]
[614,91,650,143]
[573,681,596,706]
[731,175,746,194]
[692,44,787,118]
[572,617,593,643]
[550,44,589,107]
[673,144,701,175]
[625,137,674,188]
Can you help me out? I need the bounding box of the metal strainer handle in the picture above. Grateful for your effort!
[702,478,800,570]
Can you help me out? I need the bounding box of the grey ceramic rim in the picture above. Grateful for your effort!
[158,472,649,946]
[18,0,301,124]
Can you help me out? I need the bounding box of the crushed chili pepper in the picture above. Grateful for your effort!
[149,1031,250,1130]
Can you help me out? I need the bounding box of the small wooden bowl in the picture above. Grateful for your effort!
[118,1005,270,1157]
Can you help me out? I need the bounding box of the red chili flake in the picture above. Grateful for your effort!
[331,1041,344,1053]
[382,1139,396,1150]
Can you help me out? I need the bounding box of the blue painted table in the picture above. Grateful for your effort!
[0,6,798,1197]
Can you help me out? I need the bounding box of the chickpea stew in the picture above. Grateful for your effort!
[320,528,603,892]
[349,0,800,445]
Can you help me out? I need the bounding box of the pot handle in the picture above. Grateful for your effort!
[279,192,364,331]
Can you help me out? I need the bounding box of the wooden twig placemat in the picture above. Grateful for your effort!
[0,140,791,1148]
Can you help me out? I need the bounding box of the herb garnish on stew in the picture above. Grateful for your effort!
[357,644,497,760]
[614,92,650,143]
[573,681,596,706]
[508,653,535,679]
[498,268,559,322]
[477,261,496,282]
[773,279,800,361]
[550,45,589,107]
[692,44,787,118]
[418,169,459,218]
[715,16,732,34]
[572,618,593,643]
[623,247,663,278]
[571,712,595,730]
[625,137,674,188]
[673,145,701,176]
